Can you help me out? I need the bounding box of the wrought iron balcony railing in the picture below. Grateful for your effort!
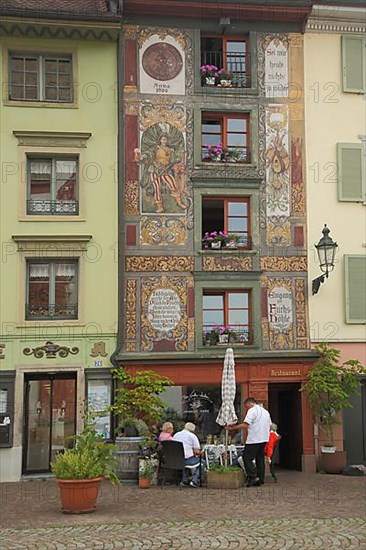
[201,146,251,164]
[27,199,79,215]
[26,303,78,320]
[202,324,251,346]
[202,234,252,250]
[201,51,251,88]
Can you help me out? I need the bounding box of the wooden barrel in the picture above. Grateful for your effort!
[114,437,145,483]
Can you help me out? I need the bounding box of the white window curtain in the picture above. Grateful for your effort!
[30,161,51,175]
[56,263,76,277]
[29,264,49,278]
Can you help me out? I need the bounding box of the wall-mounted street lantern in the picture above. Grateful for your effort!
[312,224,338,295]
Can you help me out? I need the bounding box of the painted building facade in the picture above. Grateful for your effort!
[0,1,121,480]
[305,2,366,463]
[115,0,318,472]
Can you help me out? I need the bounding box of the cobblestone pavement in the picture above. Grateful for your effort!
[0,472,365,549]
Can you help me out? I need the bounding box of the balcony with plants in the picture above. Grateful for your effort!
[201,113,251,165]
[201,231,251,251]
[200,36,251,89]
[202,324,251,346]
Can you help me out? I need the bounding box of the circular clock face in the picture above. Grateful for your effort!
[142,43,183,81]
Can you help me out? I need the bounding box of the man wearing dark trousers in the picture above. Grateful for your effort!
[226,397,271,487]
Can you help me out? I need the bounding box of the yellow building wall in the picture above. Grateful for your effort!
[0,37,118,342]
[304,32,366,346]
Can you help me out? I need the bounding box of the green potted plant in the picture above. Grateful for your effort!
[138,457,157,488]
[51,413,119,513]
[110,368,173,482]
[207,465,244,489]
[216,68,233,87]
[302,343,366,473]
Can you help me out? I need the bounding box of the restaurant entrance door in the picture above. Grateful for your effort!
[268,383,303,470]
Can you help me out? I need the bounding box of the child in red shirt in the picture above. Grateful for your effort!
[265,423,280,482]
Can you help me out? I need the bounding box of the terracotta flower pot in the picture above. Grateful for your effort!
[138,477,151,489]
[57,477,103,514]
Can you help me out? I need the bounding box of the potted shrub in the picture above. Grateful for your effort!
[207,465,244,489]
[302,343,366,473]
[110,368,173,482]
[51,414,119,513]
[138,457,158,488]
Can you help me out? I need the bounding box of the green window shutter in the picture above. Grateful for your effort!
[342,36,366,93]
[345,255,366,323]
[337,143,364,202]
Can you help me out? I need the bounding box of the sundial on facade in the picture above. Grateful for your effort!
[142,43,183,81]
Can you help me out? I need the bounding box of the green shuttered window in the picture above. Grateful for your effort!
[337,143,365,202]
[341,36,365,93]
[345,255,366,324]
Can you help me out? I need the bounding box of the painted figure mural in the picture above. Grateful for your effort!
[134,123,186,214]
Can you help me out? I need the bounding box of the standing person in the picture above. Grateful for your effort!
[158,421,174,442]
[226,397,271,487]
[265,422,280,483]
[172,422,205,488]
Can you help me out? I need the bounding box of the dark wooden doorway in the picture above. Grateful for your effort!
[268,383,303,470]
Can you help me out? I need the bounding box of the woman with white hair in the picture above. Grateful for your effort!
[158,421,174,442]
[172,422,206,487]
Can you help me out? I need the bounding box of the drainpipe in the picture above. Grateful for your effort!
[110,11,125,434]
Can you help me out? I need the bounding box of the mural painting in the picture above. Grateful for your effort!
[265,105,291,246]
[267,278,294,350]
[135,123,186,214]
[141,275,192,352]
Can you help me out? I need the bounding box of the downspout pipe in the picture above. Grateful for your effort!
[110,10,125,430]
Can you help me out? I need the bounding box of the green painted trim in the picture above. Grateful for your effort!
[344,255,366,324]
[337,143,365,202]
[341,35,366,94]
[115,349,319,363]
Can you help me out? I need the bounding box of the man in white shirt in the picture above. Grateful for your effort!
[226,397,271,487]
[172,422,204,487]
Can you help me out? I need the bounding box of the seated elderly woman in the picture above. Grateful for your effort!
[158,421,174,442]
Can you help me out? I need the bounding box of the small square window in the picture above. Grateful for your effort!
[202,197,251,250]
[201,36,250,88]
[9,53,73,102]
[201,112,250,163]
[27,156,79,215]
[202,290,252,346]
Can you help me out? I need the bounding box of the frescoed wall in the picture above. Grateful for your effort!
[122,26,309,355]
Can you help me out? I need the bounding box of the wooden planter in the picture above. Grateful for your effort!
[114,436,145,482]
[57,477,103,514]
[320,451,347,474]
[207,469,244,489]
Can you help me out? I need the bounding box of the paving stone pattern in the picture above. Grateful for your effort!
[0,472,365,549]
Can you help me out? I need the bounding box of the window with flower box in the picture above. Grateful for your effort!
[27,156,78,215]
[201,36,250,88]
[26,260,78,320]
[202,197,251,250]
[201,112,250,163]
[8,53,73,102]
[202,290,251,346]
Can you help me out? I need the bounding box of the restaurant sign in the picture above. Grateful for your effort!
[270,368,301,377]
